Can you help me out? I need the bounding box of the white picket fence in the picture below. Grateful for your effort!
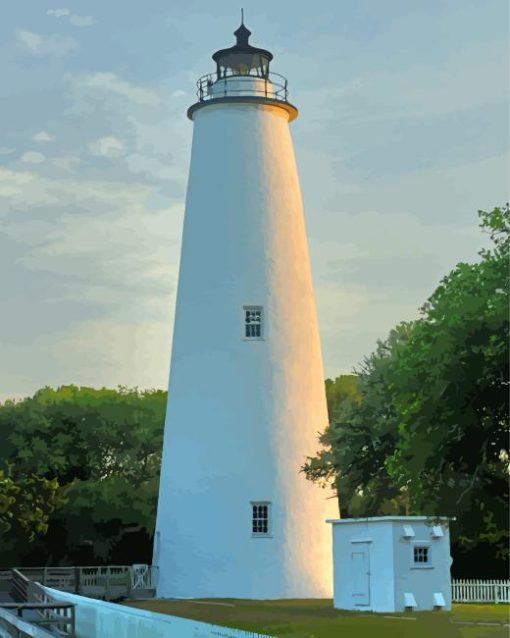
[452,579,510,604]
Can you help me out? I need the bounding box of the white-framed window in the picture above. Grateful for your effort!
[251,501,271,537]
[411,542,432,568]
[244,306,263,339]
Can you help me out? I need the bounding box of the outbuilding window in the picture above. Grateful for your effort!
[414,546,429,564]
[411,543,432,568]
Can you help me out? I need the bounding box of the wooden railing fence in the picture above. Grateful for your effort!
[1,565,157,601]
[29,577,75,636]
[11,567,29,602]
[0,607,56,638]
[0,569,76,636]
[452,579,510,604]
[0,564,159,637]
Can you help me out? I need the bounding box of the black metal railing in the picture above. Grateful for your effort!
[196,71,289,103]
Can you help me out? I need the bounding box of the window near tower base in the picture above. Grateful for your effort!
[251,501,271,537]
[244,306,263,339]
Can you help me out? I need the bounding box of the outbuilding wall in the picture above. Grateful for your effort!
[329,516,452,613]
[392,520,452,611]
[332,519,395,612]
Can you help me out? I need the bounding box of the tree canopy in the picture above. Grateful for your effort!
[304,204,509,576]
[0,385,165,565]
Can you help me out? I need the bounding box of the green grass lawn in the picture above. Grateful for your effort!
[124,598,510,638]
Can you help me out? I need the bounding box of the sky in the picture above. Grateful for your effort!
[0,1,508,402]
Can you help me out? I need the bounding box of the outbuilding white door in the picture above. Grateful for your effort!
[351,543,371,606]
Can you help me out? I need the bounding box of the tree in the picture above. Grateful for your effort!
[324,374,360,423]
[304,205,509,575]
[386,205,509,568]
[0,385,166,566]
[304,324,415,517]
[0,385,165,485]
[0,472,63,550]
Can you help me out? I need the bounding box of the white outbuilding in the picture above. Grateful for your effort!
[327,516,452,612]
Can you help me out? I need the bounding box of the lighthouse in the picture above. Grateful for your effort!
[153,17,338,599]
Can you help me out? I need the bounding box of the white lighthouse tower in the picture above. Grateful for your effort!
[153,17,338,599]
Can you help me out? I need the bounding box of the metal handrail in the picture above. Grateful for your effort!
[11,569,29,602]
[6,569,75,637]
[0,601,75,637]
[0,607,56,638]
[196,70,289,103]
[29,580,75,637]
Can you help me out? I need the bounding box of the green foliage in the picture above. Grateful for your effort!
[56,474,160,562]
[0,471,63,546]
[325,374,360,423]
[305,324,415,515]
[0,385,166,566]
[304,205,509,572]
[305,374,361,490]
[0,385,165,485]
[386,206,509,558]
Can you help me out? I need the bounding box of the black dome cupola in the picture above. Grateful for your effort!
[233,21,251,46]
[212,14,273,78]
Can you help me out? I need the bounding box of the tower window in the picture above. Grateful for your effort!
[251,501,271,536]
[244,306,263,339]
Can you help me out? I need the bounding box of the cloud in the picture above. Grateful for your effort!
[20,151,46,164]
[0,166,146,210]
[0,147,15,155]
[309,205,491,377]
[172,89,187,98]
[88,136,126,158]
[47,8,70,18]
[0,162,182,354]
[52,155,81,173]
[125,153,183,181]
[77,73,160,106]
[0,167,35,198]
[302,40,507,132]
[33,131,55,143]
[0,167,34,185]
[0,318,172,403]
[47,8,94,27]
[15,29,77,57]
[68,14,94,27]
[0,156,183,402]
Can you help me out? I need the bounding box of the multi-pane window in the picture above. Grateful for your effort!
[244,306,263,339]
[251,502,271,536]
[413,545,430,565]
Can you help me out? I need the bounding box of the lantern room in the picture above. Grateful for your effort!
[212,20,273,78]
[188,17,297,124]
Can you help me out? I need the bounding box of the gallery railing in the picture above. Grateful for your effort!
[196,71,289,103]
